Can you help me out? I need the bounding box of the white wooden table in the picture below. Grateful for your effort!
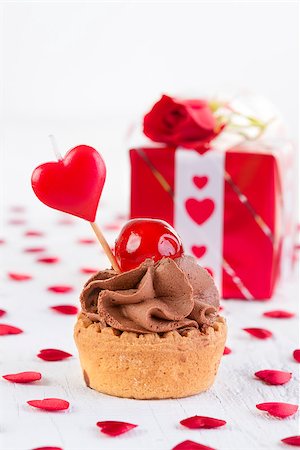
[0,200,298,450]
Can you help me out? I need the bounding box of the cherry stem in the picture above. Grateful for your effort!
[49,134,63,161]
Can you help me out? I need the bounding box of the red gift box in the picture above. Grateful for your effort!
[130,140,295,300]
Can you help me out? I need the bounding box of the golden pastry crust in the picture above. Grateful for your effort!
[74,314,227,399]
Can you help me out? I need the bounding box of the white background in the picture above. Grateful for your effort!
[0,2,299,450]
[1,1,299,213]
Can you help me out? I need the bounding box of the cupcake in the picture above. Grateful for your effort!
[74,219,226,399]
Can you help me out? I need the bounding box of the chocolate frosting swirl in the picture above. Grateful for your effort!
[80,255,219,334]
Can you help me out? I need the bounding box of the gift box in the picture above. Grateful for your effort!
[129,94,296,300]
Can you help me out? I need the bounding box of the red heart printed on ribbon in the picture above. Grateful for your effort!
[193,176,208,190]
[191,245,207,259]
[31,145,106,222]
[185,198,215,225]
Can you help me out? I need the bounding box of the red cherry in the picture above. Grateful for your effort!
[115,219,184,271]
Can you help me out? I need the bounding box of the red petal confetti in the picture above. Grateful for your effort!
[37,348,72,361]
[24,230,44,237]
[243,328,273,339]
[8,272,32,281]
[27,398,69,411]
[255,370,292,385]
[24,247,46,253]
[293,349,300,363]
[32,447,62,450]
[3,371,42,383]
[78,238,96,244]
[96,421,137,437]
[223,346,231,355]
[58,218,74,225]
[80,267,98,274]
[37,257,60,264]
[180,415,226,429]
[204,267,214,277]
[50,305,78,315]
[172,441,216,450]
[0,309,6,317]
[103,222,121,231]
[115,213,127,221]
[8,219,26,225]
[263,310,295,319]
[0,239,5,244]
[256,402,298,418]
[47,285,73,294]
[0,324,23,335]
[281,436,300,446]
[10,206,25,212]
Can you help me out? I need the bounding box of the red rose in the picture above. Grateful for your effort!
[143,95,221,152]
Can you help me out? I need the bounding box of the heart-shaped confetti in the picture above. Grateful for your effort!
[10,206,25,212]
[0,309,6,318]
[191,245,207,259]
[204,267,214,277]
[8,273,32,281]
[24,247,46,253]
[193,176,208,190]
[8,219,26,225]
[0,324,23,335]
[27,398,69,411]
[50,305,78,315]
[103,222,121,231]
[58,218,74,225]
[293,349,300,363]
[185,198,215,225]
[80,267,98,274]
[3,371,42,383]
[96,420,138,437]
[47,286,73,294]
[223,347,231,355]
[172,441,215,450]
[281,436,300,446]
[37,257,60,264]
[32,447,62,450]
[255,370,292,385]
[256,402,298,418]
[24,230,44,237]
[243,328,273,339]
[263,310,295,319]
[31,145,106,222]
[180,415,226,429]
[37,349,72,361]
[78,238,96,244]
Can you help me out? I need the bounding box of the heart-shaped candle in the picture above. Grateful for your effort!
[31,145,106,222]
[31,142,120,272]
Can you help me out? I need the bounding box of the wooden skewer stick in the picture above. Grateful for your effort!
[90,222,121,273]
[49,135,121,273]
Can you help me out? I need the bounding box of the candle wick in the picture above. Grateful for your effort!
[48,134,63,161]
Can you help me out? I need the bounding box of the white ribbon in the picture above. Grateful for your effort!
[174,148,225,293]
